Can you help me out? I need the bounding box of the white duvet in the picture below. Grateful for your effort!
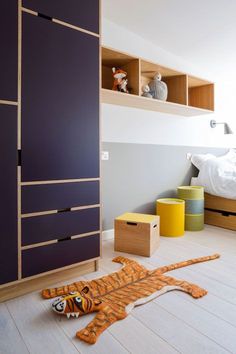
[190,149,236,200]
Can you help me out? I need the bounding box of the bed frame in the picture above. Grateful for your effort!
[204,193,236,231]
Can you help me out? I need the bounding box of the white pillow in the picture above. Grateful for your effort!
[191,153,215,170]
[217,149,236,165]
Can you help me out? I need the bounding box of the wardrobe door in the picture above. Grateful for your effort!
[0,105,18,284]
[0,1,18,101]
[21,13,99,182]
[22,0,99,34]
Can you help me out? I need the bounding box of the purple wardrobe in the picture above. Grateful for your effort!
[0,0,100,286]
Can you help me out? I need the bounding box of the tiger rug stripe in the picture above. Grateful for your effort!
[42,254,220,344]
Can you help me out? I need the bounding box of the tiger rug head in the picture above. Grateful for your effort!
[52,286,102,318]
[43,254,220,345]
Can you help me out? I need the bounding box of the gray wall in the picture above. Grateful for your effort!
[101,143,227,230]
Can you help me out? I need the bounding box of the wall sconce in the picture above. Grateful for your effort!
[210,119,233,134]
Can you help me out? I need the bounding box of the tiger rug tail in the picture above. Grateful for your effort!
[42,253,220,344]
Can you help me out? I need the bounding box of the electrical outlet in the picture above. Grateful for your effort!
[101,151,109,160]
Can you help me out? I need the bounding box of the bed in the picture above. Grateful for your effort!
[190,150,236,231]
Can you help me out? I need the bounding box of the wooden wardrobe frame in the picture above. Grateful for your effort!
[0,0,101,302]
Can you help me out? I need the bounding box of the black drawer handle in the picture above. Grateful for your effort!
[58,208,71,213]
[38,13,52,21]
[58,236,71,243]
[153,224,157,228]
[127,222,137,226]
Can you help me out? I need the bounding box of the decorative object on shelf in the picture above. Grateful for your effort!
[112,67,129,93]
[210,119,233,134]
[147,72,168,101]
[141,85,153,98]
[42,254,220,344]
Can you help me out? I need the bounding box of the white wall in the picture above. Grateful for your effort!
[102,19,236,148]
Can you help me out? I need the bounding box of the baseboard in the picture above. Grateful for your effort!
[102,229,114,241]
[0,260,97,303]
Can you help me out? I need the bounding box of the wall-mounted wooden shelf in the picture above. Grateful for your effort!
[101,89,213,117]
[101,46,214,116]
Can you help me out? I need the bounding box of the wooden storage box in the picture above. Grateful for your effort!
[114,213,160,257]
[204,193,236,231]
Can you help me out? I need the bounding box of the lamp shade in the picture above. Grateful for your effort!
[210,119,233,134]
[224,123,233,134]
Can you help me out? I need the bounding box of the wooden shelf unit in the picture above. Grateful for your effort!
[101,46,214,116]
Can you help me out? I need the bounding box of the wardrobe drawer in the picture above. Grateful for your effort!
[22,0,99,34]
[22,207,100,246]
[22,181,99,214]
[22,234,100,278]
[205,209,236,231]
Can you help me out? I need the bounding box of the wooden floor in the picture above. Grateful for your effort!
[1,225,236,354]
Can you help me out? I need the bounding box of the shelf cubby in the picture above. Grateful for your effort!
[102,47,139,95]
[101,46,214,116]
[188,76,214,111]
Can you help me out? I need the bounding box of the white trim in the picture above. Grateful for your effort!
[102,229,114,241]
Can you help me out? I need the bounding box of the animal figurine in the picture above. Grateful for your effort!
[42,254,220,345]
[147,72,168,101]
[142,84,153,98]
[119,78,129,93]
[112,67,129,93]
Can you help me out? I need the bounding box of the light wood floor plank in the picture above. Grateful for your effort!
[49,310,130,354]
[0,303,29,354]
[109,315,179,354]
[185,225,236,252]
[156,292,236,353]
[147,253,236,306]
[6,294,80,354]
[161,235,236,271]
[2,225,236,354]
[156,240,236,289]
[133,301,230,354]
[165,230,236,267]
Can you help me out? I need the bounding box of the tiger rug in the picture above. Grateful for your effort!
[42,254,220,344]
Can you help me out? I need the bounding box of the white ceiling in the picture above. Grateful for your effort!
[102,0,236,76]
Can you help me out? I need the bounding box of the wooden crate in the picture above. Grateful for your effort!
[114,213,160,257]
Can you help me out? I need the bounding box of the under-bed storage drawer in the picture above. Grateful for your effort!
[22,234,100,278]
[205,193,236,213]
[205,209,236,231]
[22,181,99,214]
[22,207,100,246]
